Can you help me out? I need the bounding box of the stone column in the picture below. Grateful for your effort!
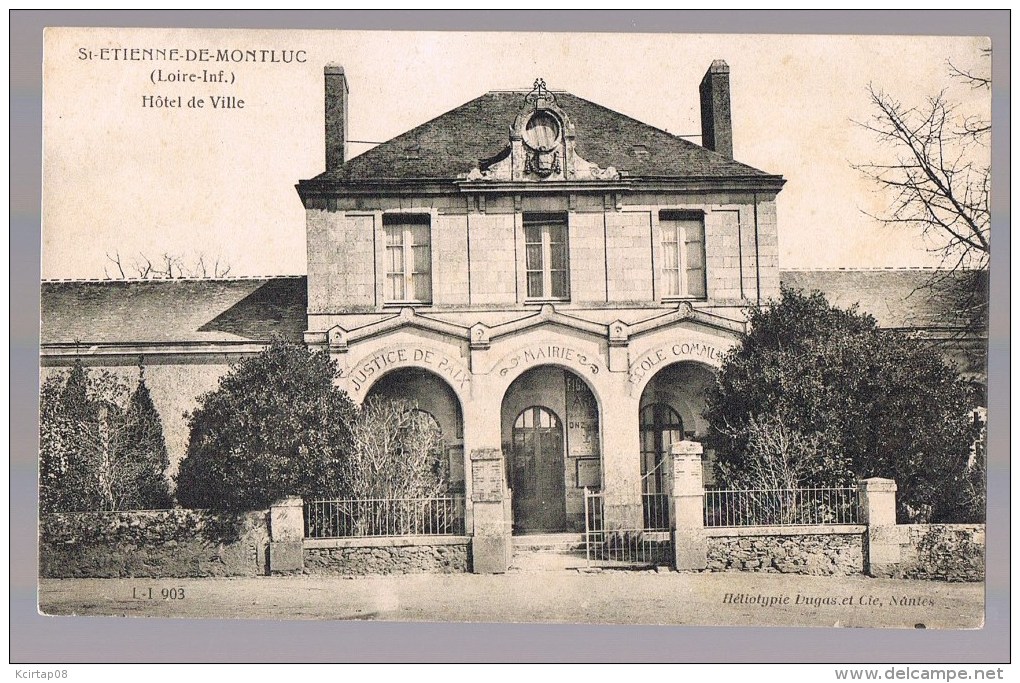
[269,496,304,573]
[600,391,643,530]
[469,448,511,573]
[859,477,900,577]
[669,441,707,571]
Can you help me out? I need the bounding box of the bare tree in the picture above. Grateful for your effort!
[346,397,448,501]
[854,54,990,335]
[104,250,232,280]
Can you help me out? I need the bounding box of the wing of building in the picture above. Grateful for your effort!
[40,62,986,536]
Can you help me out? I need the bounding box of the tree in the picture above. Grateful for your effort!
[39,360,172,512]
[117,368,173,509]
[854,53,990,335]
[104,250,232,279]
[345,397,449,500]
[704,288,983,523]
[175,340,359,511]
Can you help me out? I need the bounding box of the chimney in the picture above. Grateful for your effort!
[699,59,732,159]
[324,64,348,172]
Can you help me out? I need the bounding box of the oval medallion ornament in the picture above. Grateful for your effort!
[524,111,560,152]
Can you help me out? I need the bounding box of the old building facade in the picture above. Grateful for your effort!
[40,62,985,543]
[296,62,784,533]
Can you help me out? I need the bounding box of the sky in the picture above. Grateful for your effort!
[42,29,991,279]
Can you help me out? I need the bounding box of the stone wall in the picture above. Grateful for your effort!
[40,509,270,578]
[304,537,470,575]
[705,527,865,576]
[868,524,984,582]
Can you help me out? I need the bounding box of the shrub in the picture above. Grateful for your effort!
[705,287,982,523]
[175,340,358,511]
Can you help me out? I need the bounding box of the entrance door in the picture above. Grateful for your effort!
[510,406,566,533]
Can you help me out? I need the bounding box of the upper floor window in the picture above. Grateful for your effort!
[660,211,706,299]
[524,213,569,301]
[383,214,432,304]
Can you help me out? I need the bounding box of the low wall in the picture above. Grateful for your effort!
[705,526,865,575]
[40,509,270,578]
[303,536,470,575]
[868,524,984,582]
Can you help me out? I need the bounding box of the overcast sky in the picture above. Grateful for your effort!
[42,29,990,279]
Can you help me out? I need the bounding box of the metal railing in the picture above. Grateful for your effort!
[584,488,671,567]
[304,496,465,539]
[704,486,860,527]
[642,492,670,531]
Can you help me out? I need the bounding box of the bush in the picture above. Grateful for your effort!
[704,287,982,523]
[175,340,358,511]
[40,361,171,512]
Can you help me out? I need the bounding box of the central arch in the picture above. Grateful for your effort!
[501,365,601,533]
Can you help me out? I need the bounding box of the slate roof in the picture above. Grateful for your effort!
[302,91,780,185]
[40,277,308,345]
[40,270,985,347]
[780,269,988,333]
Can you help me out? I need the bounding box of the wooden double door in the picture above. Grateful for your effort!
[509,406,566,533]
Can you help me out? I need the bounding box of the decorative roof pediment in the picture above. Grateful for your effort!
[459,78,619,184]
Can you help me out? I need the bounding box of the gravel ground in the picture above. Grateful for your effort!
[38,570,983,628]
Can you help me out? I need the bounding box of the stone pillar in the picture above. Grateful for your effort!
[669,441,707,571]
[269,496,304,573]
[600,392,643,530]
[469,448,511,573]
[859,477,900,577]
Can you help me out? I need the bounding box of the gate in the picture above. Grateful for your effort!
[583,488,672,568]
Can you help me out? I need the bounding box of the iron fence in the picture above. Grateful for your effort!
[703,486,860,527]
[642,492,670,531]
[304,496,465,539]
[584,488,671,568]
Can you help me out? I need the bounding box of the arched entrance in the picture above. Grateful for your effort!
[638,361,716,528]
[510,406,565,532]
[365,367,466,492]
[640,402,684,529]
[501,366,600,533]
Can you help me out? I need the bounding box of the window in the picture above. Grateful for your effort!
[660,211,706,299]
[524,213,569,300]
[383,214,431,303]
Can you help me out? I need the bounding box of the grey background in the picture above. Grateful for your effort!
[12,10,1010,663]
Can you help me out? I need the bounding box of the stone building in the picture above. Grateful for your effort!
[40,62,985,538]
[293,61,786,533]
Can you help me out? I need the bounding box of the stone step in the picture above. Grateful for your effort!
[511,533,587,552]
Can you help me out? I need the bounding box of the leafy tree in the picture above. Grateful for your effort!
[117,368,173,509]
[39,360,172,512]
[175,340,358,511]
[704,287,982,523]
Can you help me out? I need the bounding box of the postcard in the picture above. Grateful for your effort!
[37,26,991,634]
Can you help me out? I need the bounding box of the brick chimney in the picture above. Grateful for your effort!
[699,59,732,159]
[324,64,348,172]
